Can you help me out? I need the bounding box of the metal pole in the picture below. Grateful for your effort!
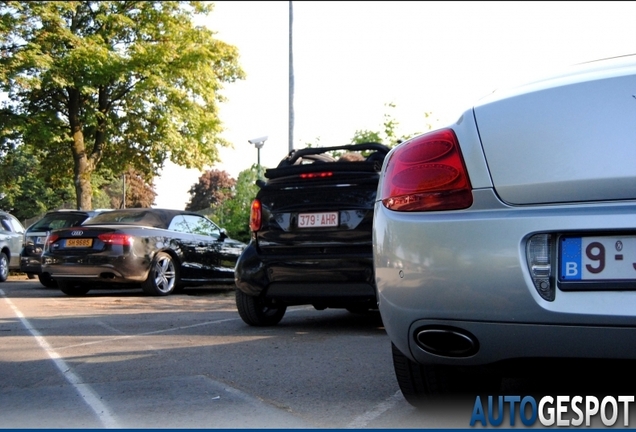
[122,174,126,209]
[288,0,294,152]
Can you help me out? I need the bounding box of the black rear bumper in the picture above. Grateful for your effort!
[234,242,376,306]
[20,253,42,275]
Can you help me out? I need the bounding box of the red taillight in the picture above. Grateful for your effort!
[300,172,333,179]
[45,233,59,247]
[380,129,473,211]
[250,199,262,232]
[98,233,133,246]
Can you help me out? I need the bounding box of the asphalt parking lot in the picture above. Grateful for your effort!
[0,276,477,429]
[4,276,636,429]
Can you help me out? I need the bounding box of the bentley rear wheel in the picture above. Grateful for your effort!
[391,343,501,408]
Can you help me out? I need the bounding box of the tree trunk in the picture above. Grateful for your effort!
[68,87,93,210]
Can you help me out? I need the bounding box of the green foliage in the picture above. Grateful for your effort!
[303,103,431,159]
[191,166,258,243]
[0,145,155,218]
[349,130,383,145]
[0,1,245,209]
[0,144,76,220]
[215,167,259,242]
[350,102,423,148]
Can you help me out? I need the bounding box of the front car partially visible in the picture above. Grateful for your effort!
[374,55,636,382]
[20,210,100,279]
[0,210,25,281]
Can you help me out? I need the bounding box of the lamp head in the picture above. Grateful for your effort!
[248,136,268,149]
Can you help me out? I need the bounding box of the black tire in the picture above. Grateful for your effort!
[235,289,287,326]
[38,273,57,288]
[142,252,178,296]
[57,280,91,296]
[0,252,8,282]
[391,343,501,408]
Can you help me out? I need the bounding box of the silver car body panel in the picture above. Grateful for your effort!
[374,190,636,365]
[374,54,636,366]
[473,55,636,205]
[0,212,25,270]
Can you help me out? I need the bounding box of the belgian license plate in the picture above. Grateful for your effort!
[66,238,93,248]
[298,212,338,228]
[560,236,636,281]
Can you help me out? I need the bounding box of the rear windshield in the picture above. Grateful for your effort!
[30,213,90,231]
[85,210,166,228]
[265,144,390,181]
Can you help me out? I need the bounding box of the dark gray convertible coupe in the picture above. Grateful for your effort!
[41,208,246,296]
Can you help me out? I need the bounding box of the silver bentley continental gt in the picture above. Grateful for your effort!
[373,54,636,406]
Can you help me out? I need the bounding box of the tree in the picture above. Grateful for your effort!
[0,145,75,219]
[104,167,157,209]
[0,1,245,210]
[350,103,423,148]
[185,169,235,213]
[185,167,258,242]
[214,167,259,242]
[303,103,430,156]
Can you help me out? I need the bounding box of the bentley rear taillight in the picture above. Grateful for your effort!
[380,129,473,211]
[250,199,262,232]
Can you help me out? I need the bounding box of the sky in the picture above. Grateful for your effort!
[153,1,636,210]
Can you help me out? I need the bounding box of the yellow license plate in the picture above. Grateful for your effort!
[66,238,93,247]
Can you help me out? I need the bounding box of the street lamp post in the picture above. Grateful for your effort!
[248,136,268,177]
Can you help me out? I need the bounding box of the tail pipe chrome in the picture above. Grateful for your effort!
[414,326,479,358]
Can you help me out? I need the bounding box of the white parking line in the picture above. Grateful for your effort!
[345,390,403,428]
[1,289,120,428]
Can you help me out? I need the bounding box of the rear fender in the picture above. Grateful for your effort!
[234,242,269,296]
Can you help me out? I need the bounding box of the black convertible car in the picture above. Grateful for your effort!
[41,208,246,296]
[234,142,390,326]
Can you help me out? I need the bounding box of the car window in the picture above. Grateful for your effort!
[86,210,165,228]
[182,215,221,238]
[0,214,24,233]
[0,216,11,232]
[31,214,88,231]
[8,215,24,233]
[168,215,191,233]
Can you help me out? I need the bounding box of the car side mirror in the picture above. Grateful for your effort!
[218,228,228,242]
